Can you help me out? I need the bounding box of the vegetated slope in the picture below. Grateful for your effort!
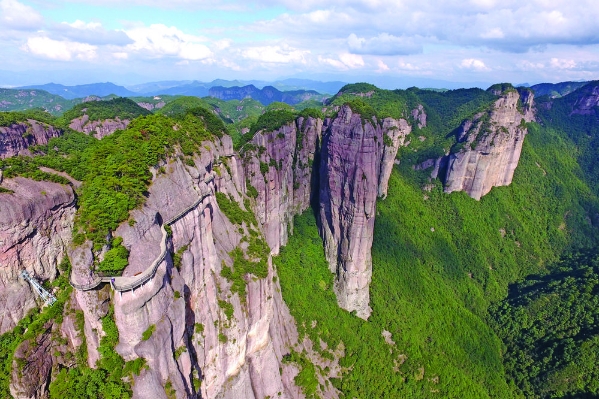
[536,80,599,197]
[490,249,599,398]
[0,88,78,115]
[275,85,599,398]
[19,82,136,99]
[153,96,209,117]
[1,109,225,258]
[56,97,152,127]
[530,81,588,98]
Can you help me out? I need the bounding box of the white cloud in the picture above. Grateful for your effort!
[112,52,128,59]
[348,33,422,55]
[0,0,43,30]
[460,58,490,71]
[550,58,576,69]
[242,45,309,64]
[376,59,389,72]
[318,53,364,70]
[54,20,133,46]
[22,36,97,61]
[125,24,212,60]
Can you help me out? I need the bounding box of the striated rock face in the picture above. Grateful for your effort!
[69,115,130,138]
[319,105,410,319]
[242,116,323,254]
[568,83,599,116]
[0,120,62,158]
[102,135,315,399]
[0,178,75,334]
[444,88,535,200]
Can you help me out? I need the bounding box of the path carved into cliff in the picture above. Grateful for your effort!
[69,181,212,292]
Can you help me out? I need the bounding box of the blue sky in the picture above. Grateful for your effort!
[1,0,599,87]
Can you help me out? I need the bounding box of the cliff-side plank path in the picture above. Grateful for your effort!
[69,182,212,292]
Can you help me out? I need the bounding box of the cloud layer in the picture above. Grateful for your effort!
[1,0,599,85]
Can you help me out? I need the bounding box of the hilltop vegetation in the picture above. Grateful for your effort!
[0,110,225,269]
[0,88,79,115]
[56,97,151,126]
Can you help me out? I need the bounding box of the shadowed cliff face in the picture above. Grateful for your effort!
[0,120,62,158]
[319,105,410,319]
[444,88,535,200]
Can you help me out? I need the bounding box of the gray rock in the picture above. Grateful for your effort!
[319,105,409,319]
[0,120,62,159]
[444,89,535,200]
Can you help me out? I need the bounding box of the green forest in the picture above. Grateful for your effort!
[1,81,599,398]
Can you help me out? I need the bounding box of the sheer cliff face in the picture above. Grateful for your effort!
[0,120,62,158]
[69,136,311,399]
[0,178,75,334]
[319,105,410,319]
[444,89,535,200]
[242,116,323,255]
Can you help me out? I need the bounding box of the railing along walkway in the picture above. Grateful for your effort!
[70,183,211,292]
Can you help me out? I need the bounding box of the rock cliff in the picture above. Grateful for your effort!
[69,115,130,138]
[242,115,323,254]
[1,104,412,397]
[0,177,75,334]
[319,105,410,319]
[0,120,62,158]
[444,88,535,200]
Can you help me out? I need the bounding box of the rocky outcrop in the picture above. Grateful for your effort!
[568,82,599,116]
[444,88,535,200]
[242,116,323,254]
[0,120,62,158]
[69,115,130,139]
[137,101,166,111]
[411,104,427,129]
[319,105,410,319]
[0,177,75,334]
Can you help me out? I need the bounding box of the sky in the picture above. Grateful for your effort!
[1,0,599,88]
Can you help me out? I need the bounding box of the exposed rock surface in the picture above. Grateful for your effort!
[568,83,599,116]
[411,104,427,129]
[0,120,62,158]
[69,115,130,138]
[319,105,410,319]
[137,101,166,111]
[0,177,75,334]
[101,135,316,399]
[242,116,323,254]
[444,88,535,200]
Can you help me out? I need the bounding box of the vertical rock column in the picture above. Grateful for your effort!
[319,105,409,319]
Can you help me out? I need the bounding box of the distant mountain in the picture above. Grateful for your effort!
[18,82,136,100]
[124,79,347,96]
[0,88,79,115]
[530,81,588,98]
[270,79,347,94]
[207,85,326,106]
